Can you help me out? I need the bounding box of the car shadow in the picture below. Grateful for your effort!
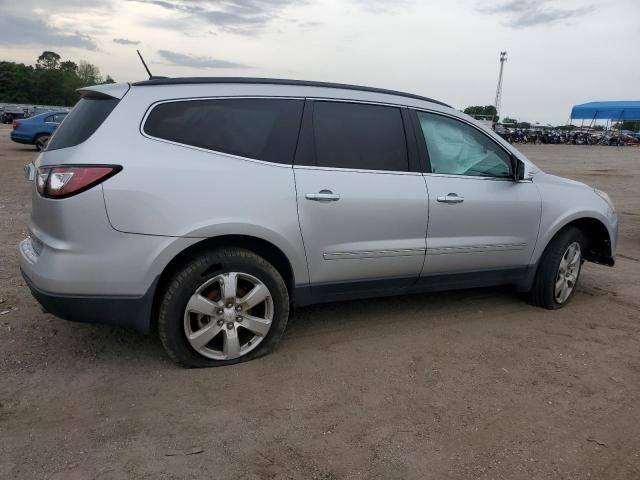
[288,286,523,336]
[35,285,524,369]
[6,146,38,152]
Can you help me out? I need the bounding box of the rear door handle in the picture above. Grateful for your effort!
[305,189,340,202]
[437,193,464,204]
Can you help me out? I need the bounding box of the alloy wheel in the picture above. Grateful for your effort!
[35,135,50,151]
[183,272,274,360]
[554,242,581,304]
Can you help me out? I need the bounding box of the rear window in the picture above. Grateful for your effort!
[47,97,119,151]
[143,98,304,164]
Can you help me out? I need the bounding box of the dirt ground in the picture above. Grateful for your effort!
[1,123,639,480]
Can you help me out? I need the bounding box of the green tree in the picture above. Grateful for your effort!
[36,51,61,70]
[77,61,102,86]
[0,61,36,103]
[463,105,498,122]
[0,52,114,106]
[34,69,57,104]
[59,60,78,75]
[612,120,640,132]
[502,117,517,125]
[59,60,82,104]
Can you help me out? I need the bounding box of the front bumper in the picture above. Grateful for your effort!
[22,268,156,334]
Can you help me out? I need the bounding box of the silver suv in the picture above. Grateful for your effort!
[20,78,618,367]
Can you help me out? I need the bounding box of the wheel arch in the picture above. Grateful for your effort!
[150,234,297,331]
[33,131,50,143]
[536,216,614,267]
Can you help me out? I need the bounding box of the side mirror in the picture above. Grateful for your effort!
[511,156,531,182]
[514,159,525,181]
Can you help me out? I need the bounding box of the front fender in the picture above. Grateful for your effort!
[530,208,617,265]
[530,173,618,265]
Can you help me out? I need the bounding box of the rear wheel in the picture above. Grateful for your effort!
[34,134,51,151]
[529,227,585,309]
[158,248,289,368]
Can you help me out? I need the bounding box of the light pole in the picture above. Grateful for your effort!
[494,51,507,122]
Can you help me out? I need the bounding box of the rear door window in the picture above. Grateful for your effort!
[47,97,120,151]
[311,101,409,172]
[143,98,304,165]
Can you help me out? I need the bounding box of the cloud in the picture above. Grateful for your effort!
[113,38,141,45]
[157,49,250,69]
[477,0,596,28]
[0,13,97,50]
[297,20,322,28]
[350,0,410,14]
[127,0,300,34]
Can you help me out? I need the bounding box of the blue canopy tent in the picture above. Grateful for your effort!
[571,101,640,120]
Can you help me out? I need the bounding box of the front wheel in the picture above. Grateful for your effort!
[158,248,290,368]
[528,227,585,309]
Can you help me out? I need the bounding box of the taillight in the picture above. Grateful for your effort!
[12,121,21,129]
[36,165,122,199]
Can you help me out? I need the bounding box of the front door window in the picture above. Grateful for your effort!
[416,111,511,178]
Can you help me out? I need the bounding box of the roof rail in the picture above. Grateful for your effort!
[131,77,450,107]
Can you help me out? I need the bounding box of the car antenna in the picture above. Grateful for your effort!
[137,50,153,79]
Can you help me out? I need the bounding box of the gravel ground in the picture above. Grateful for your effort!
[1,123,639,479]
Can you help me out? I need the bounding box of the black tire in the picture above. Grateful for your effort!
[34,134,50,151]
[158,248,289,368]
[528,227,585,309]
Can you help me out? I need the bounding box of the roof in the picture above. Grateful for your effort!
[131,77,450,107]
[570,101,640,120]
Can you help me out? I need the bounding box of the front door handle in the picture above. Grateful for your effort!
[305,189,340,202]
[437,193,464,204]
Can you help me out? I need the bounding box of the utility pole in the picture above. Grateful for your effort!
[494,51,507,122]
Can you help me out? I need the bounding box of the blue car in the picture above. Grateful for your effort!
[10,111,68,151]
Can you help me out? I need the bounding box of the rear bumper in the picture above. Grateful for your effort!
[10,132,32,144]
[18,182,205,334]
[22,268,156,334]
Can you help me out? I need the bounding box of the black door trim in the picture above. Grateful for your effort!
[293,266,535,306]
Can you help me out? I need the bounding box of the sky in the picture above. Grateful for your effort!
[0,0,638,124]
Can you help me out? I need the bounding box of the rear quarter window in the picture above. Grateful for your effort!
[143,98,304,165]
[47,97,119,151]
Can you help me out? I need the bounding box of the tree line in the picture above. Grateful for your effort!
[463,105,535,128]
[464,105,639,131]
[463,105,498,122]
[0,51,115,107]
